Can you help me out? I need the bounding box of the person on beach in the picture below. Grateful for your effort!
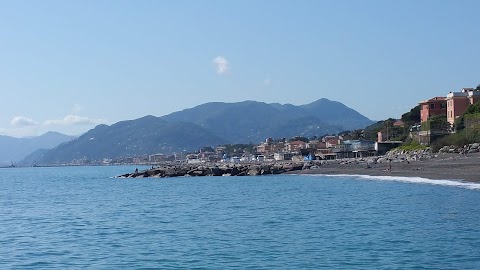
[388,159,392,172]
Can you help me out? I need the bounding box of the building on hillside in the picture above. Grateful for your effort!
[306,140,326,150]
[393,120,405,127]
[286,140,306,152]
[419,97,446,123]
[272,142,286,153]
[256,143,274,154]
[446,88,480,125]
[323,136,341,148]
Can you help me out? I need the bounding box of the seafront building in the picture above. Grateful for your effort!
[414,87,480,144]
[446,88,480,125]
[418,88,480,126]
[419,97,446,123]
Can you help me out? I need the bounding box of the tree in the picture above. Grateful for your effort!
[352,129,364,140]
[454,115,466,131]
[288,136,309,143]
[200,146,214,153]
[363,121,384,140]
[465,101,480,114]
[455,101,480,131]
[424,115,450,133]
[401,105,421,125]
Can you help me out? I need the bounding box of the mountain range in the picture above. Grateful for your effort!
[21,98,374,165]
[0,132,74,165]
[162,99,372,142]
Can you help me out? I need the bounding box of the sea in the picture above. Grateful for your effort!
[1,166,480,269]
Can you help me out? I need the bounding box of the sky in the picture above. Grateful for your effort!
[1,0,479,137]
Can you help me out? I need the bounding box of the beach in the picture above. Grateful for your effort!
[295,152,480,182]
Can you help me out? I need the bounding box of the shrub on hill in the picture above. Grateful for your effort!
[431,128,480,152]
[394,142,427,152]
[401,105,420,126]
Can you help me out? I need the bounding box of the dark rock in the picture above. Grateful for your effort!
[188,170,206,176]
[230,167,241,176]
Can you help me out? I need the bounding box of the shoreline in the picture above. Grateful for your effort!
[116,151,480,183]
[293,152,480,183]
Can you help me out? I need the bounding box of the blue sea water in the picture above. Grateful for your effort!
[1,166,480,269]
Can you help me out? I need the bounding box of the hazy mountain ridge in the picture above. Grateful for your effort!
[22,99,373,165]
[0,131,74,164]
[25,116,227,165]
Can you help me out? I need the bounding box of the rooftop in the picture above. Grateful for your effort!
[447,88,480,98]
[419,96,446,104]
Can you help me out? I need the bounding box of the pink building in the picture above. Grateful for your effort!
[446,88,480,125]
[419,97,446,123]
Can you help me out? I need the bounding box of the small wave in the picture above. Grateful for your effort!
[308,174,480,190]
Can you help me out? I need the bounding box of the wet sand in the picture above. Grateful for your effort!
[294,153,480,182]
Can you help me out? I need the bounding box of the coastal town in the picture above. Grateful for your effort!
[72,134,397,166]
[116,85,480,180]
[75,86,480,170]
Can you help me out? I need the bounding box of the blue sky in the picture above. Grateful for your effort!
[1,0,479,137]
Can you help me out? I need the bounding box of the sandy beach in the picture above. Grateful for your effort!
[294,152,480,182]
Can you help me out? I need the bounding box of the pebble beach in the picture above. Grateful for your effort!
[298,152,480,182]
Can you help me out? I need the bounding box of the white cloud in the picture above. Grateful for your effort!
[10,116,38,127]
[0,114,106,138]
[43,114,105,126]
[212,56,230,75]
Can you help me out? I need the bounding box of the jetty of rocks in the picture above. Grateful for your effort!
[117,162,306,178]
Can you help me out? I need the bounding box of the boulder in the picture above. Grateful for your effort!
[376,157,387,163]
[188,170,207,176]
[230,167,241,176]
[209,167,224,176]
[248,166,261,176]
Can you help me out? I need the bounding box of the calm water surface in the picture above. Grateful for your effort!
[1,166,480,269]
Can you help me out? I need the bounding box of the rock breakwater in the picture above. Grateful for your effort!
[117,162,305,178]
[438,143,480,154]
